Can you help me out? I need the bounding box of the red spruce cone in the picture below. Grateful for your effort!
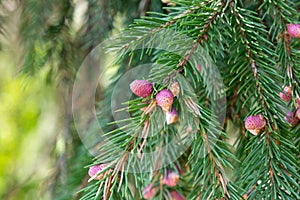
[156,89,174,112]
[295,108,300,120]
[284,112,299,126]
[287,24,300,38]
[88,163,109,180]
[142,184,157,199]
[245,114,266,135]
[166,108,178,125]
[162,170,180,187]
[279,86,292,102]
[169,191,185,200]
[130,80,153,98]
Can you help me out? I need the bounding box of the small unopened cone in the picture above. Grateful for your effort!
[166,108,178,125]
[162,170,180,187]
[284,112,299,126]
[279,86,292,102]
[156,89,174,112]
[287,24,300,38]
[169,191,185,200]
[142,184,157,199]
[296,108,300,119]
[245,114,266,135]
[130,80,153,98]
[88,163,109,180]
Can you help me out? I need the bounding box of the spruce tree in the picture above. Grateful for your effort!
[0,0,299,200]
[78,0,300,200]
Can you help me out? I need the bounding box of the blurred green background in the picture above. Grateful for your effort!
[0,52,58,199]
[0,0,163,199]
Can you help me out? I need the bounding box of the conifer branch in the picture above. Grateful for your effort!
[109,1,221,63]
[226,2,299,199]
[266,0,300,85]
[229,1,266,110]
[177,0,224,69]
[78,1,300,200]
[114,8,196,55]
[202,131,230,198]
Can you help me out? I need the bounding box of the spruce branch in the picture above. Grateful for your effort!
[92,1,239,199]
[202,130,229,197]
[80,1,299,200]
[229,1,269,110]
[107,0,221,65]
[262,0,300,87]
[177,0,225,69]
[225,1,299,199]
[188,115,241,199]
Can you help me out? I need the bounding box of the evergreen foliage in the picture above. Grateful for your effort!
[80,0,299,199]
[0,0,299,200]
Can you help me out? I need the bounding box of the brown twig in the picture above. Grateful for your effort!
[177,1,225,70]
[122,6,197,50]
[202,131,230,198]
[229,1,266,110]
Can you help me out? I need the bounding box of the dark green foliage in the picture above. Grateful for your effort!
[1,0,299,200]
[20,0,75,77]
[53,144,92,200]
[81,0,299,199]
